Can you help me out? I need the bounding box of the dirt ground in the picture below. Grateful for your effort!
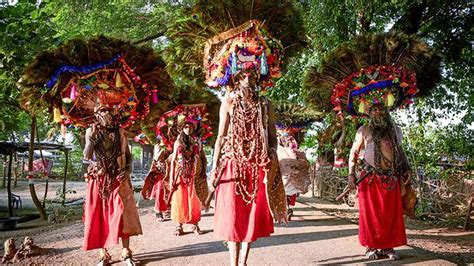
[1,181,473,265]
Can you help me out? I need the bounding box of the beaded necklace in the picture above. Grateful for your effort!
[230,96,270,204]
[176,135,197,187]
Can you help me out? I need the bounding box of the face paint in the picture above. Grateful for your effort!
[95,107,115,128]
[182,123,193,136]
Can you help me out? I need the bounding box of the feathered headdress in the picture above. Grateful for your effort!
[155,104,213,151]
[163,0,306,89]
[303,32,441,116]
[204,20,283,89]
[20,36,176,133]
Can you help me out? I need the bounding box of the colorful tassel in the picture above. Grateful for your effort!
[260,51,268,75]
[177,114,185,124]
[231,52,238,74]
[358,100,366,114]
[53,108,62,122]
[151,89,158,104]
[115,73,123,87]
[69,83,77,100]
[386,92,395,107]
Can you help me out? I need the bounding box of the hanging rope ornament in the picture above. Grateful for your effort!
[224,97,270,204]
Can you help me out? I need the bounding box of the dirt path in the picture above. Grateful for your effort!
[2,195,472,265]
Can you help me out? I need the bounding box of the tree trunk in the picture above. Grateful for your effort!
[28,115,47,220]
[37,124,49,208]
[390,0,427,35]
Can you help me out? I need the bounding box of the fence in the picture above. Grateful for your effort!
[310,162,473,224]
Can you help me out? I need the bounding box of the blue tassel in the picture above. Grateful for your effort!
[260,51,268,75]
[231,52,238,74]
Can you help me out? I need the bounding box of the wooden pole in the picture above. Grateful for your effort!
[2,155,6,188]
[62,149,69,206]
[13,153,18,188]
[7,152,13,217]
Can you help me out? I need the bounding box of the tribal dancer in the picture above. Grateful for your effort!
[348,103,411,260]
[83,104,142,266]
[169,119,203,235]
[277,133,310,220]
[141,145,171,222]
[210,69,285,266]
[303,32,440,261]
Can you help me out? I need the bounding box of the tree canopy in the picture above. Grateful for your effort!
[0,0,472,161]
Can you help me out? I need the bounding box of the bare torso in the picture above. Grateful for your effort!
[350,125,403,171]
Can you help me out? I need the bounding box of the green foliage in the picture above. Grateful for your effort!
[46,1,178,49]
[131,146,141,161]
[269,50,318,103]
[0,1,59,139]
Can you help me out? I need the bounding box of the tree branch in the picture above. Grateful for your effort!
[390,0,428,34]
[0,99,21,109]
[132,31,165,45]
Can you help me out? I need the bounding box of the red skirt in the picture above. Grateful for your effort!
[170,178,201,224]
[82,178,128,251]
[358,172,407,249]
[214,159,274,242]
[152,178,168,213]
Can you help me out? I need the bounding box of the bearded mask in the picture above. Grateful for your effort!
[368,104,391,130]
[94,105,117,128]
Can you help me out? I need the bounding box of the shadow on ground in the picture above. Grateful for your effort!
[135,227,359,263]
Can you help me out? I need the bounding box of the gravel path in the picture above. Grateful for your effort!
[2,194,470,265]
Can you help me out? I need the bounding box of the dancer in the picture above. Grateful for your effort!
[348,103,411,260]
[169,119,203,236]
[141,144,171,222]
[277,133,310,220]
[210,69,286,266]
[83,103,142,265]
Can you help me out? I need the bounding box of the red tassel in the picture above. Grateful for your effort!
[152,89,158,104]
[70,83,77,100]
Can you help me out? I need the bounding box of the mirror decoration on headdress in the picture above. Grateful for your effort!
[204,20,283,90]
[54,56,151,128]
[332,65,417,117]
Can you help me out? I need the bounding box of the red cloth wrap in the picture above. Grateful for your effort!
[357,172,407,249]
[214,159,274,242]
[82,178,128,251]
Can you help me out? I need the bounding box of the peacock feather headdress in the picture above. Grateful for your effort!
[163,0,306,89]
[303,32,441,116]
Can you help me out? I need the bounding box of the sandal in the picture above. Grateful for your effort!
[287,208,294,221]
[380,248,400,260]
[155,213,164,222]
[121,249,138,266]
[365,248,379,260]
[174,225,184,236]
[192,224,202,235]
[97,250,111,266]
